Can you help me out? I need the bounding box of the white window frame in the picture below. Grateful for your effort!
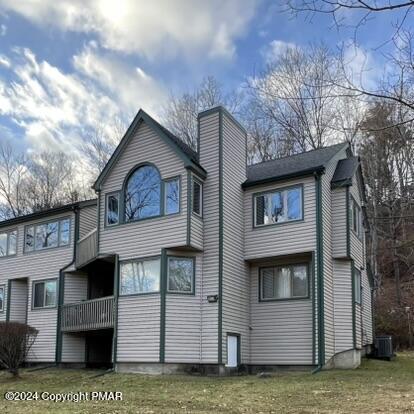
[0,229,17,257]
[254,185,303,227]
[192,179,203,217]
[106,192,120,226]
[32,279,58,309]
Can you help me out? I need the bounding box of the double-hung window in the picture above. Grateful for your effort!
[192,179,202,217]
[167,257,194,294]
[260,263,308,300]
[0,285,4,311]
[25,218,70,252]
[120,258,161,295]
[254,186,302,227]
[33,279,57,309]
[0,229,17,257]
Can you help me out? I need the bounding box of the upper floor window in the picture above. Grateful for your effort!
[106,193,120,226]
[33,279,57,309]
[192,179,202,217]
[354,268,361,304]
[254,186,302,227]
[0,229,17,257]
[165,178,180,215]
[125,165,161,221]
[25,218,70,252]
[350,196,362,238]
[260,263,308,301]
[0,285,4,311]
[120,258,160,295]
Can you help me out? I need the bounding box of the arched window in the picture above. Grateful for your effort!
[125,165,161,221]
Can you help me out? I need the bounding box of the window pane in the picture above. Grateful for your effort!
[35,224,47,249]
[292,265,308,297]
[45,280,57,306]
[168,258,193,292]
[59,219,70,246]
[193,181,201,215]
[0,233,7,256]
[107,194,119,225]
[125,166,161,221]
[120,259,160,295]
[261,268,274,299]
[46,222,59,248]
[25,226,34,252]
[275,267,291,298]
[256,195,265,225]
[355,269,361,303]
[34,282,45,308]
[0,287,3,310]
[8,231,17,255]
[287,188,302,220]
[270,192,284,223]
[165,179,179,215]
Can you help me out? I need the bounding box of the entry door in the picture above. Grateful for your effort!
[226,335,239,367]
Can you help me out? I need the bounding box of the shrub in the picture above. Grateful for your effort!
[0,322,38,377]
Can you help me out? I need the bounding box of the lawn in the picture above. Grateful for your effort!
[1,353,413,413]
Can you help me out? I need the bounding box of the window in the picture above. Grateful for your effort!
[25,218,70,252]
[260,264,308,300]
[354,268,361,304]
[106,193,120,226]
[0,285,4,311]
[350,197,362,238]
[0,230,17,257]
[255,186,302,227]
[165,178,180,215]
[125,165,161,221]
[168,257,194,293]
[33,279,57,309]
[120,258,160,295]
[192,179,202,216]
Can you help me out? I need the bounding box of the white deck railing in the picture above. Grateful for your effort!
[61,296,114,332]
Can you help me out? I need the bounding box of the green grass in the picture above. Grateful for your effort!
[1,353,414,413]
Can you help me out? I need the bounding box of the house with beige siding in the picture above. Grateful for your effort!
[0,106,373,373]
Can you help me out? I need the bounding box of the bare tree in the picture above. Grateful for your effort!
[0,142,29,220]
[163,76,243,149]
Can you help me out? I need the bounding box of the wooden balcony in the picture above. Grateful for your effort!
[76,228,97,268]
[61,296,114,332]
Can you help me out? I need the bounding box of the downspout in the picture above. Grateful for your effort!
[312,171,325,374]
[55,205,80,365]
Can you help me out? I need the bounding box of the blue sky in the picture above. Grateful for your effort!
[0,0,411,156]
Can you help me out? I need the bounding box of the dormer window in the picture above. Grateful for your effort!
[125,165,161,221]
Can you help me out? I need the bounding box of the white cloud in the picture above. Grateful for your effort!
[0,23,6,36]
[262,40,296,63]
[0,46,167,157]
[0,0,258,59]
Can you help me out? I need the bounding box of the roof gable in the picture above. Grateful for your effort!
[93,109,206,191]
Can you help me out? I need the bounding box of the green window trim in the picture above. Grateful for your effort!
[105,191,120,227]
[258,262,310,302]
[32,278,58,310]
[0,228,18,258]
[167,256,195,295]
[253,184,304,228]
[192,178,203,218]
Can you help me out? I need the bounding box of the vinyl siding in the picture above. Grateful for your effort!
[221,112,250,364]
[333,260,353,353]
[0,212,75,362]
[79,205,97,239]
[332,188,347,258]
[61,333,85,363]
[190,212,203,251]
[63,272,88,304]
[117,294,160,362]
[321,148,348,363]
[198,111,220,362]
[349,176,364,269]
[165,252,202,363]
[8,278,28,323]
[355,302,362,348]
[361,270,373,345]
[244,176,317,260]
[99,121,188,260]
[249,264,313,365]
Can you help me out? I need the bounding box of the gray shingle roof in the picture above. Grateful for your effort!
[331,156,359,186]
[244,143,349,187]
